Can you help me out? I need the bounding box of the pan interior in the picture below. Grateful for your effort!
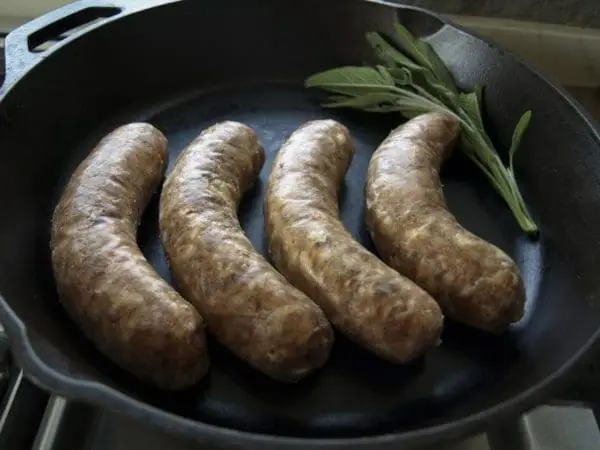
[50,82,541,437]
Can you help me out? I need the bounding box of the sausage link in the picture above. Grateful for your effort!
[51,123,209,390]
[159,121,333,382]
[265,120,443,363]
[365,112,525,333]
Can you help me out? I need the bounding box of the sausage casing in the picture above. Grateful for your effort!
[365,112,526,333]
[51,123,209,390]
[265,120,443,363]
[159,121,333,382]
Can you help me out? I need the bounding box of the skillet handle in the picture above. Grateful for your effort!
[0,0,177,97]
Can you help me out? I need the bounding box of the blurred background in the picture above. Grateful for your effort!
[1,0,599,28]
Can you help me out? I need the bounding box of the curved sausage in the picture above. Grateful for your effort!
[159,121,333,382]
[265,120,443,363]
[51,123,208,390]
[365,112,525,333]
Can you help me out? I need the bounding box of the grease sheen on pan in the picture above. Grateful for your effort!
[159,121,334,382]
[265,119,444,363]
[51,123,209,390]
[365,112,526,333]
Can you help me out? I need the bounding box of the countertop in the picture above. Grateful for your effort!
[402,0,600,29]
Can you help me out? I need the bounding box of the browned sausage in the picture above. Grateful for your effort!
[51,123,208,390]
[365,112,525,333]
[159,121,333,382]
[265,120,443,363]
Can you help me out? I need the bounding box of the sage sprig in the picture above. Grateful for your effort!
[306,23,537,236]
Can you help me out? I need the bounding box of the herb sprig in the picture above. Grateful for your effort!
[305,23,537,236]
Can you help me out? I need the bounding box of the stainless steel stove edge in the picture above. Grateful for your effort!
[19,394,600,450]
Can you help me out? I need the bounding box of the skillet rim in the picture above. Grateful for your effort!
[1,1,600,447]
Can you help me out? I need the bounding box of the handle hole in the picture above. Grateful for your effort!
[28,7,121,53]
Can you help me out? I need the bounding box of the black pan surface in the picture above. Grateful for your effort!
[1,0,600,448]
[135,83,535,437]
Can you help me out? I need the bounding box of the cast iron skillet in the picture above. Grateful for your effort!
[1,0,600,448]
